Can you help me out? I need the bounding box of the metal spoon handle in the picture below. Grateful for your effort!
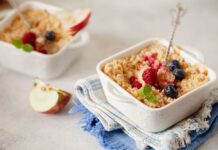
[163,3,186,68]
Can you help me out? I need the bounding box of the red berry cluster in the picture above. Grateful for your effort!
[22,32,47,54]
[129,76,142,89]
[129,53,175,90]
[143,53,162,70]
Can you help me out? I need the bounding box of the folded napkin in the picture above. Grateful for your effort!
[70,75,218,150]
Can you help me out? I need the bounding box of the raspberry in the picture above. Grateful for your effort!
[129,76,142,89]
[142,68,157,86]
[150,53,158,59]
[143,53,158,67]
[34,43,47,54]
[144,53,157,60]
[129,76,136,83]
[22,32,36,46]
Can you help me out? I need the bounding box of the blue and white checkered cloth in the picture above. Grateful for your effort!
[71,75,218,150]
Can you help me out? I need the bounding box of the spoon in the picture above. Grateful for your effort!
[163,3,186,68]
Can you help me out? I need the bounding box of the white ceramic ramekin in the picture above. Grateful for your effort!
[97,39,217,132]
[0,1,89,79]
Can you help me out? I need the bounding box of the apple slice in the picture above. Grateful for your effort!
[57,9,91,36]
[70,9,91,35]
[29,80,71,114]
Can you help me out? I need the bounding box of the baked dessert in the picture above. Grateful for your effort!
[102,41,208,108]
[0,8,91,54]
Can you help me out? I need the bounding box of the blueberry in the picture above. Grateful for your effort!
[173,68,185,80]
[168,60,181,72]
[45,31,56,41]
[164,84,178,98]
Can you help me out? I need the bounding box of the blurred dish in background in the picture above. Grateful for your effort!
[0,1,91,79]
[0,1,91,54]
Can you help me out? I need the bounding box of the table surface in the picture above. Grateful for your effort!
[1,0,218,150]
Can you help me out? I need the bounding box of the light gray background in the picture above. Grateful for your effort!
[0,0,218,149]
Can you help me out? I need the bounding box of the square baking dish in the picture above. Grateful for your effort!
[0,1,89,79]
[97,38,217,132]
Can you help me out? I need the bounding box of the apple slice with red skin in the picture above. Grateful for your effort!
[29,80,71,114]
[70,9,91,35]
[58,9,91,36]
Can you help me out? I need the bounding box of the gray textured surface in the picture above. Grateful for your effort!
[1,0,218,150]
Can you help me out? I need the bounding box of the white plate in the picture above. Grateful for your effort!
[0,1,89,79]
[97,38,217,132]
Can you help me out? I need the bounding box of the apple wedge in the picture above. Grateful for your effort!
[29,80,71,114]
[70,9,91,35]
[57,9,91,36]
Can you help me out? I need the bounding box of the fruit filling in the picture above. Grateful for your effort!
[102,41,209,108]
